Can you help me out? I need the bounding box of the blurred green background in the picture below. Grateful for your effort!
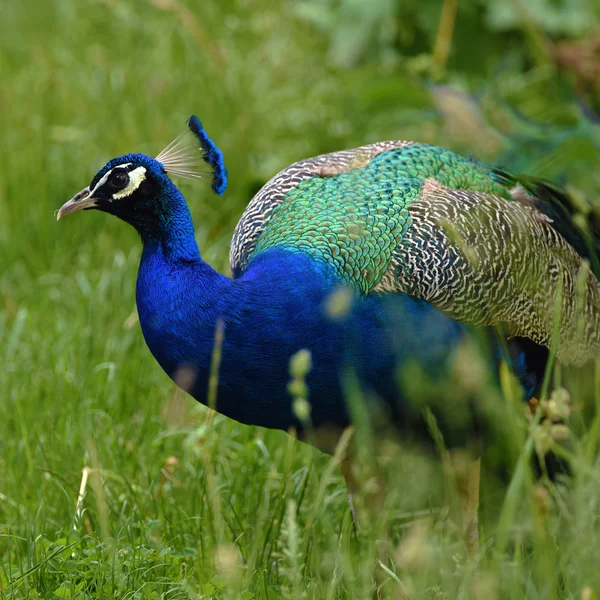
[1,0,600,598]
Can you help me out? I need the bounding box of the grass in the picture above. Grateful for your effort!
[1,0,600,597]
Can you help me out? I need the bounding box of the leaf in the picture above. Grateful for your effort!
[53,585,72,599]
[201,583,215,595]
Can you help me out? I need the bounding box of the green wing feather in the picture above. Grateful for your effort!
[248,144,510,292]
[253,167,418,293]
[231,142,600,366]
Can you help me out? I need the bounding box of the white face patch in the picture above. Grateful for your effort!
[89,163,131,196]
[112,166,147,199]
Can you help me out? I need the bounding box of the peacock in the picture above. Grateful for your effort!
[57,116,600,548]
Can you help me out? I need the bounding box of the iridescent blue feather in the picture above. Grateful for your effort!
[187,115,228,196]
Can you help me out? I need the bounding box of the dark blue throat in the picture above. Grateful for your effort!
[131,186,200,261]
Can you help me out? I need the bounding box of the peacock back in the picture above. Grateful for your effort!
[230,142,600,366]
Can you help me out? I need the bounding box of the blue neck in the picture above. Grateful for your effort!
[136,186,201,262]
[136,189,228,379]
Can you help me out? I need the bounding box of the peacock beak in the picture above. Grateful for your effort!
[56,187,98,220]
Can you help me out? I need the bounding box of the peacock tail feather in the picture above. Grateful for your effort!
[232,142,600,366]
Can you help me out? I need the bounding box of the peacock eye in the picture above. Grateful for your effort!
[110,171,129,190]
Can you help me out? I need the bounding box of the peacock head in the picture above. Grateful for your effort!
[57,116,228,235]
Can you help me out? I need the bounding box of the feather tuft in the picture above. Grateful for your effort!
[155,116,228,195]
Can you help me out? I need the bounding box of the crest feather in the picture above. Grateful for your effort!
[156,116,228,196]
